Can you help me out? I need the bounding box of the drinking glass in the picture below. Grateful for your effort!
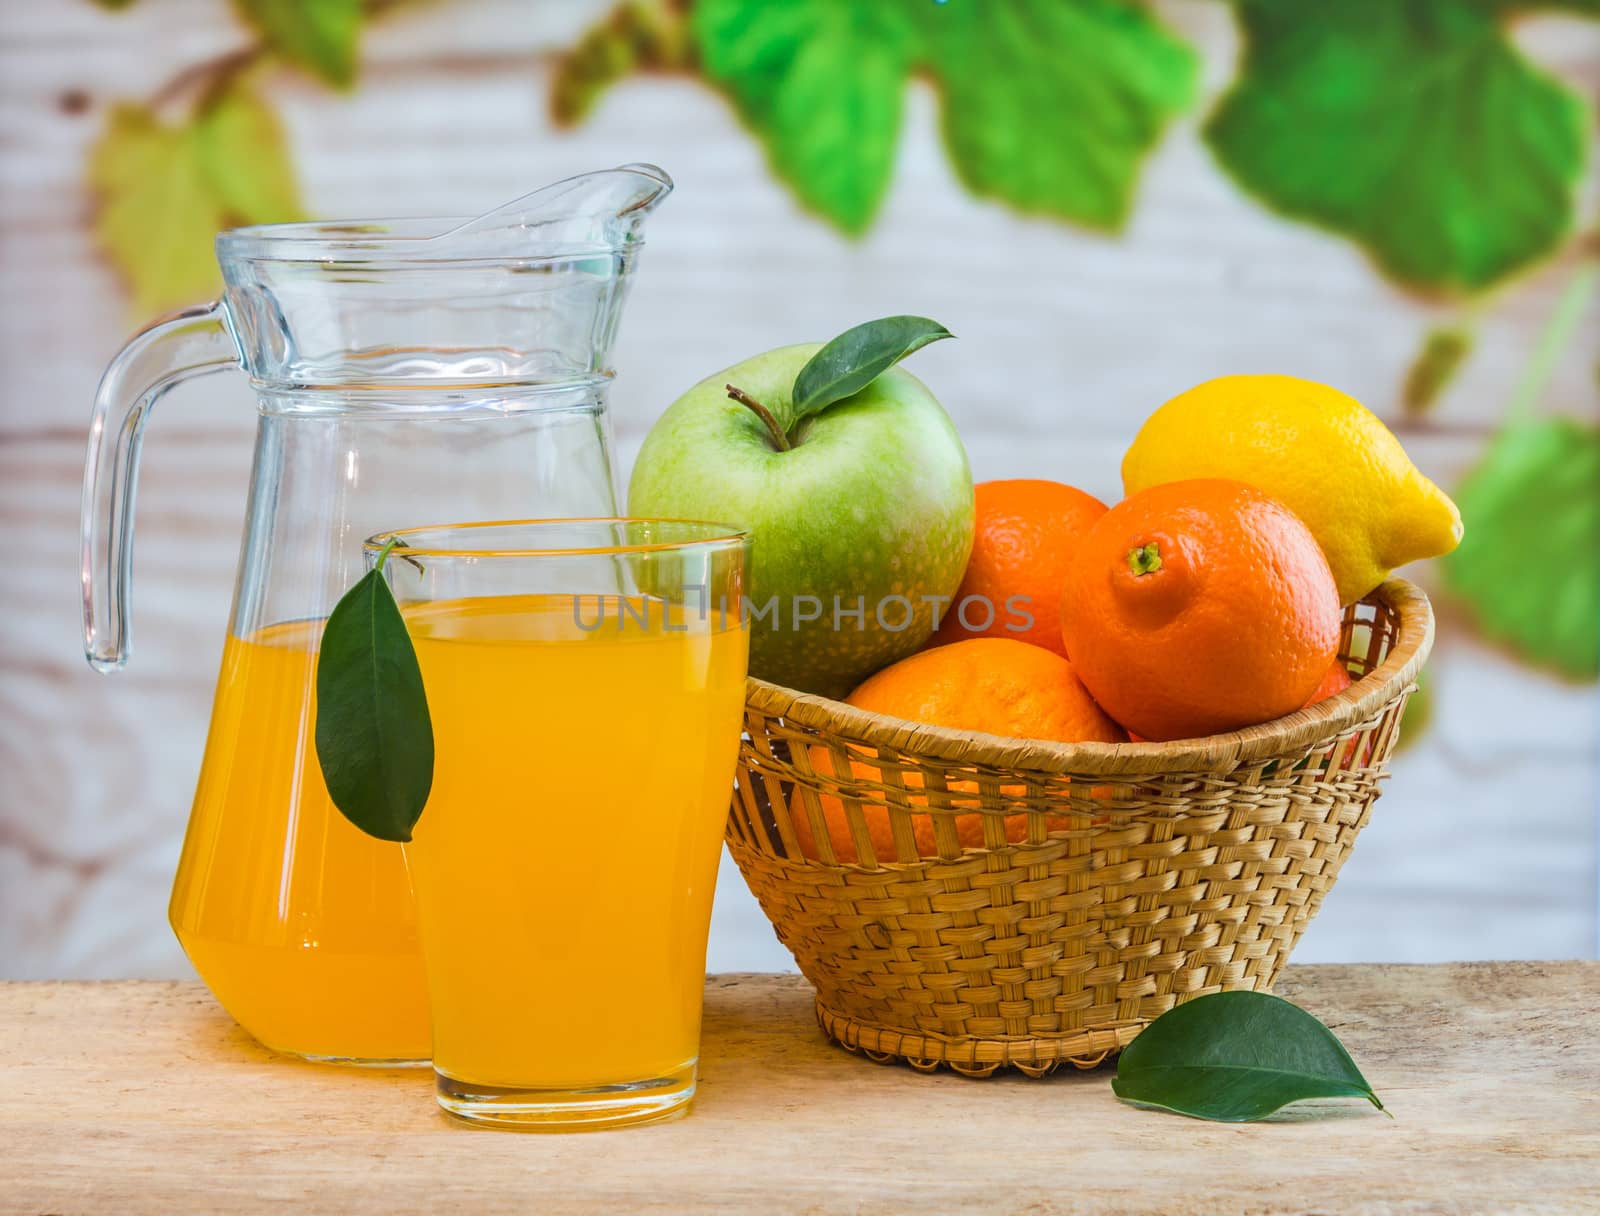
[371,519,751,1130]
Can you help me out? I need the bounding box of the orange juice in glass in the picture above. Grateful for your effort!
[376,520,749,1130]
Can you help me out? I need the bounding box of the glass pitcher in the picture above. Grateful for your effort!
[79,165,672,1063]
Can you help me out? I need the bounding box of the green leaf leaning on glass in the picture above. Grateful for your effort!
[722,314,953,451]
[1113,991,1384,1123]
[313,537,434,843]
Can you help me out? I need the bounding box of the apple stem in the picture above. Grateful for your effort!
[726,384,792,452]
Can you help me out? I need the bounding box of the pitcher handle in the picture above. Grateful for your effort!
[81,302,240,671]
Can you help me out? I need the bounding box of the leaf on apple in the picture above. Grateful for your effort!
[792,316,953,419]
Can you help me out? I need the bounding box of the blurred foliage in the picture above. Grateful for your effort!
[90,85,302,313]
[233,0,363,88]
[550,1,692,126]
[1402,328,1476,417]
[1393,670,1431,755]
[87,0,1597,308]
[558,0,1198,235]
[1446,415,1600,679]
[693,0,921,233]
[1206,0,1591,292]
[1444,264,1600,680]
[555,0,1594,294]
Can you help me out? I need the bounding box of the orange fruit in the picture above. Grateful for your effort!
[791,638,1125,863]
[1302,660,1374,767]
[1059,478,1342,742]
[1305,660,1353,708]
[932,479,1108,656]
[1128,660,1351,743]
[1127,658,1352,743]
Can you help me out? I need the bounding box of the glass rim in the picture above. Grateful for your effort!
[362,518,750,560]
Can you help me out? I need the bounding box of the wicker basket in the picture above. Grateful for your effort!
[725,579,1433,1076]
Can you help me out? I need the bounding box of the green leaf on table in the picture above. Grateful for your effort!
[89,86,303,313]
[234,0,362,88]
[1444,416,1600,679]
[793,316,953,417]
[1113,991,1384,1122]
[690,0,1197,234]
[314,541,434,843]
[1205,0,1590,293]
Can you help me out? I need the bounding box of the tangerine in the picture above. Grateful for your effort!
[1306,660,1353,707]
[1059,478,1341,742]
[791,638,1124,863]
[932,479,1107,656]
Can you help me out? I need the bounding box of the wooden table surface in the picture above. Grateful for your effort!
[3,964,1597,1215]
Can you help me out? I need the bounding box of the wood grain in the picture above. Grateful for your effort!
[2,966,1598,1215]
[1,0,1597,980]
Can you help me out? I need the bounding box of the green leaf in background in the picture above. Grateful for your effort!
[1445,417,1600,679]
[1113,991,1384,1122]
[1403,327,1475,417]
[193,88,303,220]
[551,1,692,127]
[90,0,138,9]
[1394,668,1432,754]
[234,0,362,88]
[89,86,304,313]
[1206,0,1590,292]
[792,316,953,417]
[690,0,1197,235]
[314,541,434,844]
[90,104,226,314]
[918,0,1198,228]
[693,0,915,234]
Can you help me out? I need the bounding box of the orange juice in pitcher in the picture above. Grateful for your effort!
[170,622,428,1061]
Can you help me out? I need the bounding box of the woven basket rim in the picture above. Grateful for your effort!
[744,578,1434,777]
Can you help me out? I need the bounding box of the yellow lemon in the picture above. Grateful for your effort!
[1122,375,1463,604]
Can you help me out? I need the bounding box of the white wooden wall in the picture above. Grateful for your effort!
[2,0,1597,978]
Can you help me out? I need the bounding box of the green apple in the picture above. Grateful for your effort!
[628,342,974,700]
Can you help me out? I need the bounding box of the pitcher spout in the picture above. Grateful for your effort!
[427,163,674,257]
